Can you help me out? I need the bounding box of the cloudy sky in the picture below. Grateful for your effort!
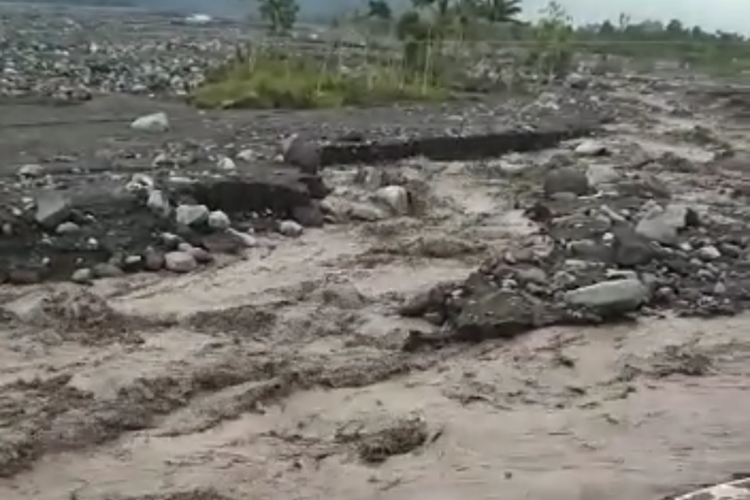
[522,0,747,33]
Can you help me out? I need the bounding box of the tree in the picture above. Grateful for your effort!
[474,0,521,24]
[254,0,299,36]
[367,0,392,20]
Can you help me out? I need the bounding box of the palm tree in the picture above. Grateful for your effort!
[474,0,521,24]
[367,0,392,20]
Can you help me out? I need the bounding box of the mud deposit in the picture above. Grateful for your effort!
[4,14,750,499]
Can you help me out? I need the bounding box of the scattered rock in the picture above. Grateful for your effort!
[278,220,304,237]
[164,251,198,273]
[575,140,608,156]
[564,278,650,316]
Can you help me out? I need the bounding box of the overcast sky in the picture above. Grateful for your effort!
[522,0,747,34]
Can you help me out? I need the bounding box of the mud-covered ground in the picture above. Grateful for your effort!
[1,76,750,500]
[4,7,750,498]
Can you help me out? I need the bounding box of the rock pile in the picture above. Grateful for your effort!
[400,141,750,349]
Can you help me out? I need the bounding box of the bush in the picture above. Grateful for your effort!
[189,49,449,110]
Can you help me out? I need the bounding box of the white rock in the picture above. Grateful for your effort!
[697,245,721,261]
[217,156,236,170]
[278,220,304,237]
[125,173,154,193]
[236,149,255,161]
[147,189,171,217]
[56,221,81,234]
[130,112,169,132]
[71,268,94,283]
[575,140,607,156]
[373,185,409,215]
[18,163,44,178]
[151,152,171,167]
[175,204,209,226]
[164,251,198,273]
[228,228,258,247]
[207,210,231,230]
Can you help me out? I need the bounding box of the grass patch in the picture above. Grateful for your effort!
[189,51,448,110]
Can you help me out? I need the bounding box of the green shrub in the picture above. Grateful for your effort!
[189,50,448,110]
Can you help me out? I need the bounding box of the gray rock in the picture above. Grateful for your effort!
[612,225,655,266]
[71,268,94,284]
[635,216,678,245]
[56,221,81,234]
[93,263,125,278]
[222,229,257,248]
[278,219,304,237]
[586,164,619,186]
[144,248,165,271]
[175,204,209,227]
[349,202,388,221]
[164,251,198,273]
[281,134,321,174]
[187,246,213,263]
[564,278,650,315]
[207,210,231,230]
[454,290,546,339]
[292,204,325,227]
[543,168,591,197]
[35,192,72,229]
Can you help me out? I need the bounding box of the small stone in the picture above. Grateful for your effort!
[586,164,619,186]
[281,134,321,174]
[56,221,81,234]
[349,202,388,221]
[697,245,721,261]
[147,189,171,217]
[18,163,44,178]
[175,204,209,227]
[71,268,94,284]
[164,251,198,273]
[574,140,608,156]
[130,111,169,132]
[564,278,649,315]
[292,204,325,227]
[217,156,236,170]
[144,248,165,271]
[713,282,727,295]
[373,185,410,215]
[93,263,125,278]
[543,168,591,197]
[236,149,255,161]
[635,216,678,246]
[35,192,72,229]
[278,220,304,237]
[188,246,213,263]
[122,255,144,272]
[207,210,231,230]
